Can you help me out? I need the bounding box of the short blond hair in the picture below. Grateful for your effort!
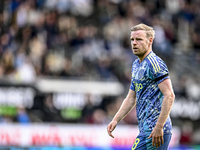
[130,23,155,39]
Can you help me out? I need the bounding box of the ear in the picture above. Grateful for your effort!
[149,37,153,45]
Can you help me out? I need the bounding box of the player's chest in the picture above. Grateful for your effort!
[132,63,147,82]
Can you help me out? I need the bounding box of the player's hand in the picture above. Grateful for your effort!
[107,120,117,138]
[148,124,164,148]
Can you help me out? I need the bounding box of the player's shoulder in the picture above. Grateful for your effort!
[132,58,140,67]
[146,51,163,63]
[133,58,140,64]
[145,51,166,72]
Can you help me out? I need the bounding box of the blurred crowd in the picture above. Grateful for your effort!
[0,0,200,83]
[0,0,200,145]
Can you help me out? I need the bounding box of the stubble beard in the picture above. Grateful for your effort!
[133,49,147,58]
[133,43,149,58]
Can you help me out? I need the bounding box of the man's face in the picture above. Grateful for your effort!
[130,30,151,57]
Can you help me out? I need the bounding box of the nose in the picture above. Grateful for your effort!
[132,39,137,45]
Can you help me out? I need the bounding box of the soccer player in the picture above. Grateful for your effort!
[107,23,175,150]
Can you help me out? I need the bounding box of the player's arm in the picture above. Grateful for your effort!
[107,89,136,138]
[156,78,175,130]
[148,78,175,148]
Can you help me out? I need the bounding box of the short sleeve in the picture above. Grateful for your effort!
[130,63,136,91]
[130,78,135,91]
[147,57,169,84]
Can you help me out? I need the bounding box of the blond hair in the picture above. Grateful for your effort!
[130,23,155,39]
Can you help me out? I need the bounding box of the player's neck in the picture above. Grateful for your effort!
[138,49,152,63]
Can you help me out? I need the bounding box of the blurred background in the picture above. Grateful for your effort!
[0,0,200,149]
